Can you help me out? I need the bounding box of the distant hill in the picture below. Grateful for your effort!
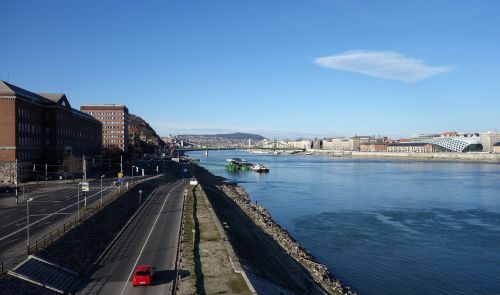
[179,132,266,140]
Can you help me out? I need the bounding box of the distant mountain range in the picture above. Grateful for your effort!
[178,132,266,140]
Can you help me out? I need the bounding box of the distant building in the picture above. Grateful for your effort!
[0,81,102,182]
[351,136,377,151]
[281,140,312,149]
[387,143,434,153]
[479,131,500,153]
[493,142,500,154]
[322,138,354,151]
[360,143,388,152]
[80,105,129,153]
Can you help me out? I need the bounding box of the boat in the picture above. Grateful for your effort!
[304,152,313,155]
[250,163,270,173]
[226,158,251,171]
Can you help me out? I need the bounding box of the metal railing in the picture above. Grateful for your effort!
[171,186,189,294]
[0,174,163,278]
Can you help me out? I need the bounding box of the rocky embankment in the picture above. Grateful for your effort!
[218,184,356,295]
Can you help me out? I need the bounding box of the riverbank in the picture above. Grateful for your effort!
[192,164,356,295]
[307,149,500,163]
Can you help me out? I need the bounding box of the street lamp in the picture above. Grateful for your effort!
[100,175,105,205]
[77,182,81,218]
[26,197,34,251]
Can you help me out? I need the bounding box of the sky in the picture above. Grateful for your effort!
[1,0,500,139]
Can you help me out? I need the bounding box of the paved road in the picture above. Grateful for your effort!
[77,178,187,295]
[0,159,167,270]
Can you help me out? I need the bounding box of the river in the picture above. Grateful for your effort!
[187,150,500,295]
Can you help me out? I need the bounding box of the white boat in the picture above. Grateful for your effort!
[250,163,269,173]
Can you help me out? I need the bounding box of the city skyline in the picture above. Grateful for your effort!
[2,1,499,138]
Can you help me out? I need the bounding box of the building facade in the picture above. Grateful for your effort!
[80,105,129,153]
[0,81,102,182]
[322,138,354,151]
[493,142,500,154]
[479,131,500,153]
[351,136,378,151]
[360,143,388,152]
[387,143,434,153]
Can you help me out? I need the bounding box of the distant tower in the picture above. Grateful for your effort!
[248,139,251,147]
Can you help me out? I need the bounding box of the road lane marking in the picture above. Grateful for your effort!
[119,180,185,295]
[1,217,26,228]
[0,187,115,242]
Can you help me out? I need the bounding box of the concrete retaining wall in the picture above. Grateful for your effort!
[308,149,500,162]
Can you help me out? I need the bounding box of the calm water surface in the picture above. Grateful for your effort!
[188,151,500,295]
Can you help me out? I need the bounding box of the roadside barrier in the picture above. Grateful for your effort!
[27,174,163,255]
[171,184,189,294]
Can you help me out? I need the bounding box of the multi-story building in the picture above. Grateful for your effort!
[494,142,500,153]
[80,105,129,153]
[360,143,388,152]
[322,138,354,151]
[0,81,102,182]
[387,143,434,153]
[479,131,500,153]
[351,136,378,151]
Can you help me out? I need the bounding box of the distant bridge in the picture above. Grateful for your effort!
[174,140,305,152]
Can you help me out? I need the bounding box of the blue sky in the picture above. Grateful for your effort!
[2,0,499,139]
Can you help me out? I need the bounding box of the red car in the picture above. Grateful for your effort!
[132,265,154,286]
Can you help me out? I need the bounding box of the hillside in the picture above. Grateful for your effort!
[128,113,165,148]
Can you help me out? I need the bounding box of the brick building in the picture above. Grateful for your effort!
[0,81,102,182]
[360,143,388,152]
[80,105,129,153]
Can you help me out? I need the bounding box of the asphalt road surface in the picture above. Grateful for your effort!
[77,178,188,295]
[0,159,165,270]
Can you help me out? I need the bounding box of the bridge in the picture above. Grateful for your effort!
[173,139,305,152]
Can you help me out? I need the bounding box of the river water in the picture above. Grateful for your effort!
[187,150,500,295]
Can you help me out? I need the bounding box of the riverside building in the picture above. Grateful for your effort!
[494,142,500,153]
[0,81,102,182]
[387,143,434,153]
[80,104,129,153]
[479,131,500,153]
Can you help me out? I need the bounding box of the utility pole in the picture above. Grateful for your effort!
[26,197,33,252]
[15,159,18,205]
[120,155,123,173]
[100,175,105,205]
[83,155,87,210]
[45,163,48,186]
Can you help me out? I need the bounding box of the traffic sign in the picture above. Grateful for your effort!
[81,182,90,192]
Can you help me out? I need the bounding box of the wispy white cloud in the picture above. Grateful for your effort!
[315,50,451,82]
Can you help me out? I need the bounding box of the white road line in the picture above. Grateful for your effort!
[1,216,26,228]
[0,187,116,242]
[119,180,185,295]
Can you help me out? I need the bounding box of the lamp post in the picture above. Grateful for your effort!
[26,197,33,252]
[77,182,80,218]
[100,175,105,205]
[139,189,142,205]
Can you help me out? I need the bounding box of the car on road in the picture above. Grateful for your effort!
[132,265,154,286]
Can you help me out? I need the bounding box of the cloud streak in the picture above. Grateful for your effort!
[315,50,451,82]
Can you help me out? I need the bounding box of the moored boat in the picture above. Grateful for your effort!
[250,163,270,173]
